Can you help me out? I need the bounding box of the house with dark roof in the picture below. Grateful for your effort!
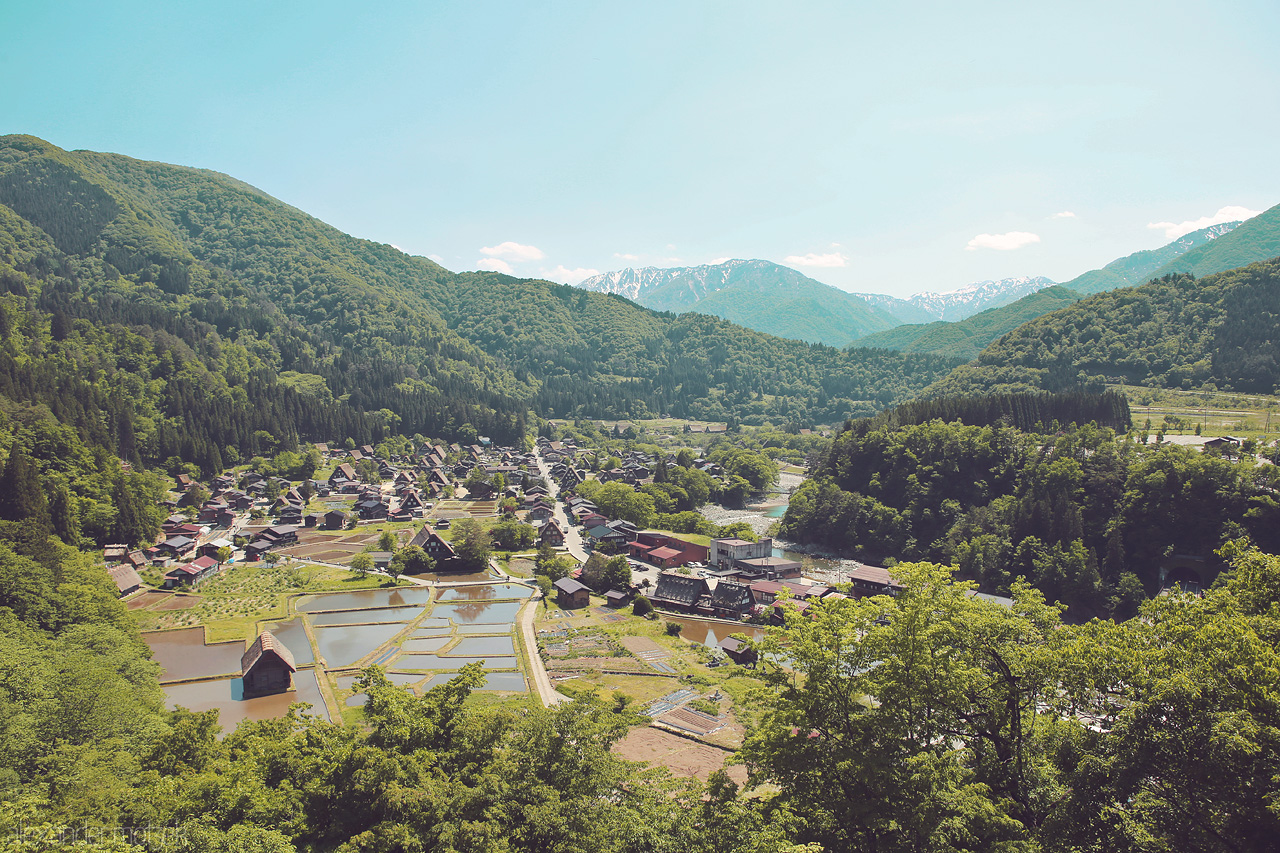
[709,580,754,617]
[720,636,757,666]
[605,589,629,608]
[649,572,711,613]
[553,576,591,609]
[539,519,566,547]
[408,527,458,565]
[241,632,296,697]
[848,564,901,598]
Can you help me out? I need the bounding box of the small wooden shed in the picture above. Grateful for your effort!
[241,632,297,697]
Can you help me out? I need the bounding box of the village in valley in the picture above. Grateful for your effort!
[112,417,878,779]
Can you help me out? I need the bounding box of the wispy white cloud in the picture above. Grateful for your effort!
[1148,205,1261,241]
[480,241,545,262]
[477,258,515,275]
[966,231,1041,251]
[614,252,639,262]
[543,265,600,285]
[1052,211,1076,219]
[427,254,445,264]
[708,257,732,265]
[784,251,849,268]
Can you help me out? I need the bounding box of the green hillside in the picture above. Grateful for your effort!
[1062,220,1246,295]
[1142,202,1280,281]
[0,134,960,475]
[849,285,1084,359]
[927,258,1280,397]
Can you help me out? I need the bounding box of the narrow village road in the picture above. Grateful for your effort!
[519,597,569,706]
[533,453,590,563]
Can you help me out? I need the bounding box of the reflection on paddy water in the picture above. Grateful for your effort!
[313,623,407,667]
[161,669,330,727]
[260,618,315,666]
[663,616,766,648]
[391,654,519,670]
[436,583,534,602]
[432,600,524,624]
[423,671,527,692]
[297,587,434,612]
[309,605,424,627]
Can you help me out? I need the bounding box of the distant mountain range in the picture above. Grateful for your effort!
[855,276,1057,323]
[848,219,1260,358]
[576,261,1056,347]
[576,259,901,347]
[577,213,1273,355]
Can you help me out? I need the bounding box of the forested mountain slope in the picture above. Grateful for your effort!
[848,284,1085,359]
[0,136,960,437]
[1062,220,1243,295]
[927,258,1280,397]
[1141,202,1280,282]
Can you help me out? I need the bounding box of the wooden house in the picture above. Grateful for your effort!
[649,572,711,613]
[553,577,591,609]
[241,632,296,697]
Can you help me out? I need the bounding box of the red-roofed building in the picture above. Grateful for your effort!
[628,532,708,568]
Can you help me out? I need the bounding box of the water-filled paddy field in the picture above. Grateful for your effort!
[143,581,535,729]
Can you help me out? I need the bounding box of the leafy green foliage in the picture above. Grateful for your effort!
[930,259,1280,397]
[782,419,1280,616]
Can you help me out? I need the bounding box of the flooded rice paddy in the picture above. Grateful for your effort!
[309,605,424,626]
[297,587,435,611]
[143,627,244,681]
[147,581,532,727]
[162,669,330,726]
[663,617,766,648]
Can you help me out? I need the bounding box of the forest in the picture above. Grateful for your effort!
[782,415,1280,618]
[930,258,1280,398]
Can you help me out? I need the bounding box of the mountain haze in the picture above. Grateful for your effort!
[850,285,1086,360]
[576,259,901,347]
[856,276,1057,323]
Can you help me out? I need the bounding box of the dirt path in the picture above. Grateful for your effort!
[519,597,569,706]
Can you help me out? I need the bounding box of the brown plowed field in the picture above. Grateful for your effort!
[613,727,746,784]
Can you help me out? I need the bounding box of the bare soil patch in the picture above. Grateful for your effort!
[614,727,746,784]
[126,592,169,610]
[152,593,202,611]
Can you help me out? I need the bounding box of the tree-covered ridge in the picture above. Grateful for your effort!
[0,135,961,430]
[847,285,1085,359]
[927,258,1280,398]
[782,418,1280,617]
[0,135,530,445]
[436,273,963,423]
[862,389,1131,433]
[746,553,1280,851]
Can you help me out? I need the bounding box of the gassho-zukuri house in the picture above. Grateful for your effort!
[241,631,297,697]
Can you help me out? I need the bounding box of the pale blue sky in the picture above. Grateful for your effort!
[3,0,1278,296]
